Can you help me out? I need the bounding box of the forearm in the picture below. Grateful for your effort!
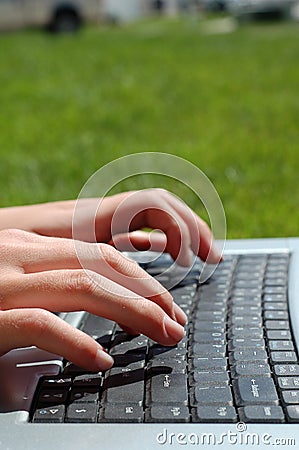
[0,201,75,237]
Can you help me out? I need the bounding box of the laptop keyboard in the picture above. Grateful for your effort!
[31,251,299,424]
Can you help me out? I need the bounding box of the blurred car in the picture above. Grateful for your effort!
[227,0,297,19]
[200,0,228,11]
[0,0,102,32]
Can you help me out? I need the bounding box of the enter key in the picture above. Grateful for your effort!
[233,376,279,406]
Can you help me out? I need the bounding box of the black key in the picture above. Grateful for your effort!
[171,290,195,304]
[270,351,297,363]
[33,405,65,423]
[231,362,271,377]
[229,326,263,339]
[191,343,226,357]
[150,345,185,360]
[110,334,148,356]
[199,291,228,302]
[113,354,145,368]
[38,389,68,405]
[193,320,225,333]
[191,331,225,345]
[232,288,262,297]
[66,403,98,423]
[196,301,226,312]
[269,341,294,351]
[265,320,289,330]
[100,404,143,423]
[194,311,225,321]
[230,296,262,306]
[274,365,299,376]
[264,294,287,302]
[264,277,287,287]
[147,373,188,405]
[282,390,299,404]
[239,405,284,422]
[190,356,227,371]
[264,302,287,311]
[286,405,299,422]
[278,377,299,389]
[191,385,233,406]
[146,405,190,423]
[264,311,288,320]
[63,363,92,376]
[189,370,229,387]
[73,373,102,388]
[231,305,262,315]
[82,314,114,337]
[228,338,265,351]
[229,315,262,326]
[266,330,291,340]
[233,280,263,289]
[230,349,268,363]
[41,376,72,390]
[233,377,279,405]
[171,285,197,299]
[234,273,263,282]
[149,358,187,374]
[192,405,237,422]
[69,389,99,404]
[104,368,144,405]
[264,286,286,295]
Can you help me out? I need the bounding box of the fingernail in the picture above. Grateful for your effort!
[173,303,187,326]
[95,348,114,371]
[163,315,185,342]
[179,248,193,267]
[207,244,223,264]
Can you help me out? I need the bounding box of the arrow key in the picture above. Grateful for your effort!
[33,405,65,423]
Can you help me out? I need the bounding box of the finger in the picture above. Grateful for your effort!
[114,193,193,266]
[160,190,222,263]
[4,269,185,346]
[117,323,139,335]
[109,230,167,252]
[0,309,114,372]
[17,239,179,322]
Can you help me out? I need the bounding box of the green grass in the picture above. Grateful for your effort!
[0,18,299,239]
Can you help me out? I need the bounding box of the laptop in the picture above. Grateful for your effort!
[1,237,299,450]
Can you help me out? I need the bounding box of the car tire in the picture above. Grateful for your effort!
[50,9,81,33]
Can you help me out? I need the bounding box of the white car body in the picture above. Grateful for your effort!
[0,0,102,31]
[227,0,297,17]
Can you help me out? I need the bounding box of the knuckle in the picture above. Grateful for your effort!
[21,308,54,340]
[65,269,98,296]
[0,229,36,264]
[99,244,128,272]
[0,274,22,311]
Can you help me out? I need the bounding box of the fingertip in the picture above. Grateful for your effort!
[174,248,193,267]
[95,348,114,371]
[205,246,223,264]
[173,303,187,326]
[163,315,185,343]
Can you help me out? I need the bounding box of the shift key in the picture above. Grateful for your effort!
[147,373,188,405]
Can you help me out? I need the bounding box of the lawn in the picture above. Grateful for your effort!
[0,17,298,239]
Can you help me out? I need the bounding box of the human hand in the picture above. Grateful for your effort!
[0,229,186,371]
[73,188,222,266]
[0,189,221,267]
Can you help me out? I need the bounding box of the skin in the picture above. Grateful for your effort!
[0,189,221,371]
